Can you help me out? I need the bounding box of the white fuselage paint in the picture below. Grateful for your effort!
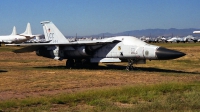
[0,35,27,43]
[93,36,158,60]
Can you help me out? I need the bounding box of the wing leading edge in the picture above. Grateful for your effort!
[6,38,121,46]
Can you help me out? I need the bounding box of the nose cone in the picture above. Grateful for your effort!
[156,47,186,60]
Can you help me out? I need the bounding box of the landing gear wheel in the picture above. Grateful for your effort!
[126,59,136,71]
[66,59,74,69]
[90,63,99,69]
[81,59,90,68]
[75,59,83,68]
[126,66,134,71]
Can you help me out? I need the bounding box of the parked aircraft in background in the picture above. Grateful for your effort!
[139,36,156,43]
[25,34,46,43]
[167,36,182,43]
[0,26,16,46]
[193,31,200,34]
[7,21,186,70]
[155,36,167,43]
[193,31,200,42]
[0,23,35,46]
[165,35,198,43]
[11,26,17,35]
[183,35,197,43]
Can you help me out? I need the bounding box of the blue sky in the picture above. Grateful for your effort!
[0,0,200,36]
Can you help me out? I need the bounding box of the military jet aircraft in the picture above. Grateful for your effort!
[0,23,35,46]
[7,21,186,70]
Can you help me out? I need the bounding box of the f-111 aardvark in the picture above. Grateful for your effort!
[7,21,186,71]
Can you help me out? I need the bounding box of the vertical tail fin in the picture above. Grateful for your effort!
[10,26,17,35]
[40,21,69,43]
[20,23,32,36]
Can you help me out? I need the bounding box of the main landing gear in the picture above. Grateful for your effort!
[66,58,139,71]
[126,59,137,71]
[66,59,74,69]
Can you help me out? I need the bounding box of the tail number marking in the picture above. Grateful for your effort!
[48,33,54,40]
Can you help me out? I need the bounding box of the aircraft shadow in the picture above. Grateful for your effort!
[34,64,200,75]
[106,65,200,74]
[0,70,8,73]
[135,67,200,74]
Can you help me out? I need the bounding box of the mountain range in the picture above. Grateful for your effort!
[88,28,200,37]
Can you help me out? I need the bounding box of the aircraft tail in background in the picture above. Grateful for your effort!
[20,23,33,37]
[10,26,17,35]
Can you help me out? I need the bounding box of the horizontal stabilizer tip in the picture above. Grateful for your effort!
[40,21,51,25]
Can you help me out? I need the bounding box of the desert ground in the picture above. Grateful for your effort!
[0,43,200,111]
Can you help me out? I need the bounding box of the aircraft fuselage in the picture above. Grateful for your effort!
[36,36,185,62]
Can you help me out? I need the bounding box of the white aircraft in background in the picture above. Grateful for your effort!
[193,31,200,34]
[0,23,35,46]
[193,31,200,42]
[7,21,186,70]
[183,35,197,43]
[167,36,182,43]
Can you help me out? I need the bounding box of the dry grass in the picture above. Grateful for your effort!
[0,44,200,102]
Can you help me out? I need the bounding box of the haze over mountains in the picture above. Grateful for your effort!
[88,28,200,38]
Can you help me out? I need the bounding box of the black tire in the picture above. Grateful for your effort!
[66,59,74,69]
